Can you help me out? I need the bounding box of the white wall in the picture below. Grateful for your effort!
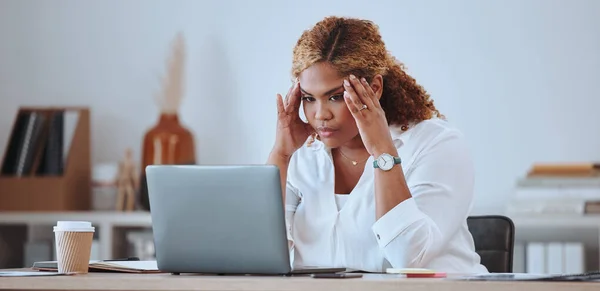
[1,0,599,214]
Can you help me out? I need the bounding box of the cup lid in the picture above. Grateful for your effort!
[53,221,95,232]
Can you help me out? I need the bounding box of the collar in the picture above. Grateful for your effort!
[389,124,411,148]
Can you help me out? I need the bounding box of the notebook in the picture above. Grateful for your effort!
[32,260,162,273]
[455,271,600,282]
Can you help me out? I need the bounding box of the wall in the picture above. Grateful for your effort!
[0,0,599,214]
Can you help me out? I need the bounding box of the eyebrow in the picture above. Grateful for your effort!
[300,85,344,96]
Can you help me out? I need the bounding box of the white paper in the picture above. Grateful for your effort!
[94,260,158,271]
[0,271,70,277]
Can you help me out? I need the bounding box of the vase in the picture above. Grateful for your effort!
[139,113,196,210]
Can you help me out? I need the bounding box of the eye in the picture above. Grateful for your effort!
[329,94,344,101]
[301,96,315,102]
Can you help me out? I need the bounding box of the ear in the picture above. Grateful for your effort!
[370,74,384,100]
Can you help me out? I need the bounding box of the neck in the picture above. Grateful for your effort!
[336,134,371,161]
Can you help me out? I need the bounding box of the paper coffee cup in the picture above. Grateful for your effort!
[53,221,95,274]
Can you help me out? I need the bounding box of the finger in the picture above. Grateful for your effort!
[343,91,363,118]
[360,77,380,109]
[285,78,299,109]
[359,77,378,109]
[283,82,295,107]
[349,75,373,109]
[343,79,365,113]
[287,81,302,113]
[276,93,285,114]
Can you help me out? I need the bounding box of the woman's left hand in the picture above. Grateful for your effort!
[343,74,397,157]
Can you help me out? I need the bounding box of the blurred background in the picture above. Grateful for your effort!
[0,0,599,274]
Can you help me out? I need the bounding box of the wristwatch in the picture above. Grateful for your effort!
[373,153,401,171]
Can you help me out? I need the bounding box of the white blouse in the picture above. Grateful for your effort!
[284,118,488,274]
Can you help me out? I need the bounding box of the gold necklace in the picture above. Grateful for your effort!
[337,149,370,166]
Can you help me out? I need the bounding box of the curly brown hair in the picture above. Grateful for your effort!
[292,16,444,128]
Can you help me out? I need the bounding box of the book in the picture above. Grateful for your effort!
[1,111,48,176]
[0,111,29,175]
[15,111,48,176]
[32,259,162,273]
[1,109,79,177]
[37,110,64,175]
[527,163,600,177]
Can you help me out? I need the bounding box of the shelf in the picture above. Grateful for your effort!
[508,214,600,273]
[0,211,151,227]
[0,211,153,263]
[511,214,600,228]
[1,211,599,270]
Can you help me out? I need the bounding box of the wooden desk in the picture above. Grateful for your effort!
[0,272,598,291]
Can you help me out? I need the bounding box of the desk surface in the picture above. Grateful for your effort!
[0,271,598,291]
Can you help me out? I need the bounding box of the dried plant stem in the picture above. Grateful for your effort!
[155,32,186,114]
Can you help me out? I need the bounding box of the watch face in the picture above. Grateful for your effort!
[377,153,394,171]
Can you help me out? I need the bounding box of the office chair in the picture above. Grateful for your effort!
[467,215,515,273]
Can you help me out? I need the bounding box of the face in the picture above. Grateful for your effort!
[298,62,360,149]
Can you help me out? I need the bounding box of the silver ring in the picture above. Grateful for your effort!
[359,104,368,111]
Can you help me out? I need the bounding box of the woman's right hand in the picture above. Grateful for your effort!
[272,81,313,159]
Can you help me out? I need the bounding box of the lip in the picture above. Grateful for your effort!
[317,126,337,138]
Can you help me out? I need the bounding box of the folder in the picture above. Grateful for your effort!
[32,259,162,273]
[455,271,600,282]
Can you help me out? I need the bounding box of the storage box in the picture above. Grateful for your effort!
[0,107,91,211]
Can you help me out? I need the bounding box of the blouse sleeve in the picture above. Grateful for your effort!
[370,131,475,268]
[285,181,302,247]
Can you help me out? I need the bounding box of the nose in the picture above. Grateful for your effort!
[314,101,333,121]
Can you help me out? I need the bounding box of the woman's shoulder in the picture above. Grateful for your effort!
[395,117,465,142]
[288,137,326,171]
[391,117,471,157]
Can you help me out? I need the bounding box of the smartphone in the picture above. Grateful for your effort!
[310,273,363,279]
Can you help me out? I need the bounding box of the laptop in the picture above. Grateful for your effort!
[145,164,346,276]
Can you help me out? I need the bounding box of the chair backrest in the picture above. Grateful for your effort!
[466,215,515,273]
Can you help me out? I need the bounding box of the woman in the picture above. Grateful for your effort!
[267,16,487,274]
